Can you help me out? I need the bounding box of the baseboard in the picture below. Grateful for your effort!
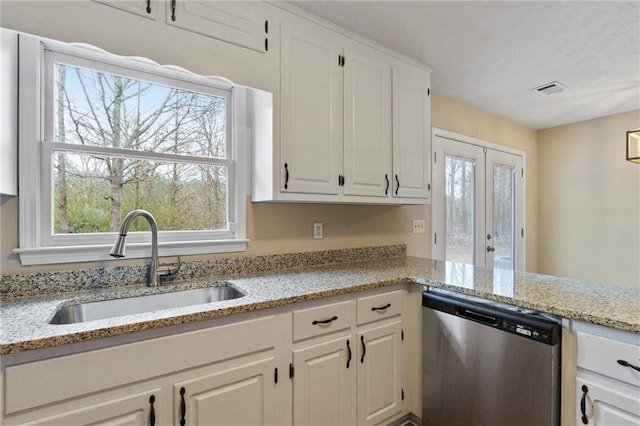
[388,412,422,426]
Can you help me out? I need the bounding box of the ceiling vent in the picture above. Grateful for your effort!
[532,81,568,95]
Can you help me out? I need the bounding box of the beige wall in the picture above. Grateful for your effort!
[538,110,640,288]
[0,1,537,275]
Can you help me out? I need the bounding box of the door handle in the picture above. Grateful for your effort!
[360,335,366,363]
[580,384,591,424]
[486,246,495,253]
[346,339,352,368]
[312,315,338,325]
[149,395,156,426]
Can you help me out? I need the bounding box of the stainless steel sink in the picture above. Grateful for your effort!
[49,285,245,324]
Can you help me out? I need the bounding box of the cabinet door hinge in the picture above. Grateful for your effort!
[289,363,294,379]
[401,388,405,401]
[427,88,430,96]
[434,152,437,163]
[521,228,524,238]
[521,168,524,178]
[401,329,404,341]
[274,367,278,384]
[427,183,431,191]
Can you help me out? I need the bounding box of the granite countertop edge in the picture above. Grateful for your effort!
[1,257,639,355]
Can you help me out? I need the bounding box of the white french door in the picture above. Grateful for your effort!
[432,130,525,272]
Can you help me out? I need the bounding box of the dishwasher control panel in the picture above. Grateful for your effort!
[499,319,555,344]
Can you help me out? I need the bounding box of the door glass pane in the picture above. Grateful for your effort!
[493,164,515,270]
[445,155,475,264]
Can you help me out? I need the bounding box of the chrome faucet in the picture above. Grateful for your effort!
[109,209,181,286]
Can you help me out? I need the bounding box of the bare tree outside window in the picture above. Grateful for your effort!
[52,64,229,234]
[445,155,475,264]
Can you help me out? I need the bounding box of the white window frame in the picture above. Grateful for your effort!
[14,33,249,266]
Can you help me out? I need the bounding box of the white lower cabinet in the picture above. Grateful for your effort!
[1,313,281,426]
[571,321,640,426]
[15,387,163,426]
[292,335,356,425]
[175,353,278,426]
[290,288,407,426]
[577,377,640,426]
[1,286,414,426]
[357,321,403,426]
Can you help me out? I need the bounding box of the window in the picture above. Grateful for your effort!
[16,34,249,265]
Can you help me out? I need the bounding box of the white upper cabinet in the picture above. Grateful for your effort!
[343,44,392,198]
[0,28,18,196]
[253,12,431,205]
[166,0,269,53]
[392,61,432,200]
[92,0,158,19]
[280,19,343,195]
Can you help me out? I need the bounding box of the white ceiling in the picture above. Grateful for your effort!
[289,1,640,130]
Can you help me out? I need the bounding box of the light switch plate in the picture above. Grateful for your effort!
[412,219,425,234]
[313,222,323,239]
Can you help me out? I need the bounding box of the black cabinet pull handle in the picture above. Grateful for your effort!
[384,174,389,195]
[395,174,400,195]
[360,335,366,363]
[145,0,151,14]
[580,384,589,424]
[617,359,640,372]
[284,163,289,189]
[312,315,337,325]
[371,303,391,312]
[179,387,186,426]
[171,0,176,21]
[346,339,352,368]
[149,395,156,426]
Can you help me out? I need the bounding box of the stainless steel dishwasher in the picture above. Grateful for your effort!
[422,288,561,426]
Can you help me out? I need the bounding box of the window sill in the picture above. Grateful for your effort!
[14,239,249,266]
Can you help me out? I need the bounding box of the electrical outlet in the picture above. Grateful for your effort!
[313,222,323,239]
[412,219,425,234]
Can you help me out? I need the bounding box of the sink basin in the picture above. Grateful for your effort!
[49,285,245,324]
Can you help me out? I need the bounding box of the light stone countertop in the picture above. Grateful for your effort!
[1,256,639,355]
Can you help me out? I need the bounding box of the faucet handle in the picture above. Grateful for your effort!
[157,256,182,279]
[167,256,182,276]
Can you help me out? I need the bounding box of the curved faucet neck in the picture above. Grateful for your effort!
[116,209,160,286]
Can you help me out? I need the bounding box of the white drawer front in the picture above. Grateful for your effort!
[293,300,353,342]
[356,290,403,326]
[577,331,640,387]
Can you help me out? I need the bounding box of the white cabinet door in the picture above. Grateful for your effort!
[166,0,268,53]
[175,355,278,426]
[576,378,640,426]
[16,388,163,426]
[0,28,18,196]
[392,62,431,200]
[280,21,343,196]
[357,321,403,426]
[292,335,356,426]
[92,0,157,19]
[343,45,392,198]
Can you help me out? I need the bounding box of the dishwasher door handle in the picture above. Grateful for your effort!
[456,307,498,326]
